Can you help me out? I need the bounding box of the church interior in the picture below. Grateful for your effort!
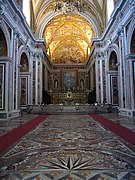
[0,0,135,179]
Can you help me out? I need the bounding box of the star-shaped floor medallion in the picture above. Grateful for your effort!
[40,156,96,172]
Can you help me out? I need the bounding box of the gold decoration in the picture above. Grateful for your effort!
[54,0,83,14]
[43,14,95,64]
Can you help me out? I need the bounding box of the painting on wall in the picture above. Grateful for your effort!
[20,53,29,72]
[63,71,76,91]
[0,64,5,110]
[111,76,118,105]
[20,77,28,106]
[0,29,7,57]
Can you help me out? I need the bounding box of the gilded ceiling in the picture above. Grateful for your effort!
[31,0,106,64]
[43,14,95,64]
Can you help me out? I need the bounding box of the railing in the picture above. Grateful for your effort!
[27,104,112,114]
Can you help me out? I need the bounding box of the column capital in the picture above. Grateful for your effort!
[117,27,124,38]
[101,51,107,58]
[94,51,101,59]
[13,28,20,40]
[105,38,112,47]
[32,52,43,59]
[94,51,106,59]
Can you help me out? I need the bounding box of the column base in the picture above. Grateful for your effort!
[0,110,21,120]
[119,108,135,117]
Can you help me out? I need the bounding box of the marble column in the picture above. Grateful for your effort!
[45,66,48,91]
[122,26,128,109]
[94,54,99,103]
[35,60,38,105]
[130,59,135,110]
[90,67,94,91]
[13,28,19,111]
[15,31,19,110]
[39,58,43,104]
[32,52,43,105]
[118,30,124,108]
[38,53,43,104]
[28,51,33,105]
[9,29,14,112]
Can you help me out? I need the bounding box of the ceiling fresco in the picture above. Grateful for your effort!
[30,0,109,64]
[43,14,95,64]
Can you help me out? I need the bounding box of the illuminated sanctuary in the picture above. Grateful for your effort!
[1,1,135,179]
[0,0,135,118]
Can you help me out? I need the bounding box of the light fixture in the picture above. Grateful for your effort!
[54,0,83,14]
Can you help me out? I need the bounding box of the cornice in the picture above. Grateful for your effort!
[91,0,129,46]
[0,56,12,62]
[4,0,46,47]
[125,54,135,60]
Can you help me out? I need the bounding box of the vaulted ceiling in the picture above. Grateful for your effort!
[31,0,106,64]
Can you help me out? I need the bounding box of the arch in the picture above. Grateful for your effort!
[0,21,10,57]
[20,52,29,72]
[127,15,135,54]
[0,28,7,56]
[36,10,101,39]
[19,46,31,107]
[109,51,118,71]
[35,0,102,32]
[19,46,30,68]
[35,0,103,31]
[106,44,119,105]
[130,29,135,54]
[107,44,119,71]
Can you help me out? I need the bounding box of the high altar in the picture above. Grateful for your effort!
[52,89,87,105]
[47,69,90,105]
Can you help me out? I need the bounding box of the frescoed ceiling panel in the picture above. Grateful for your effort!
[43,14,95,64]
[32,0,104,17]
[30,0,106,64]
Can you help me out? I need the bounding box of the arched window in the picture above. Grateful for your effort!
[107,0,114,22]
[109,51,118,71]
[0,28,7,56]
[23,0,30,26]
[131,29,135,54]
[20,52,29,72]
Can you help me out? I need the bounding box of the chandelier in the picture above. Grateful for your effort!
[54,0,83,14]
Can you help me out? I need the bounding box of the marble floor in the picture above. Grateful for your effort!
[0,113,135,180]
[101,113,135,132]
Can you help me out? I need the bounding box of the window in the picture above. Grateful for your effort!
[23,0,30,26]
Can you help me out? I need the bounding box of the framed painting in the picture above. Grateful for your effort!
[63,71,76,90]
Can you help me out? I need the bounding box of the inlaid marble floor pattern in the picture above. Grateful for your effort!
[0,114,38,136]
[0,114,135,180]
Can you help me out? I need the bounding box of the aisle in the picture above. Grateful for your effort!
[91,114,135,146]
[0,114,135,180]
